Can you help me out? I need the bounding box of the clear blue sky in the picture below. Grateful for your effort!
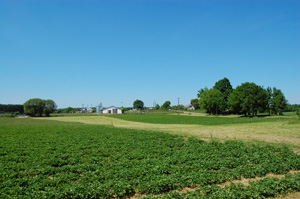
[1,0,299,108]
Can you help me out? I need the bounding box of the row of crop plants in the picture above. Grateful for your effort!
[144,172,300,198]
[1,119,300,198]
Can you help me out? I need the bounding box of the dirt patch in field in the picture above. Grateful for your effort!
[130,171,300,199]
[275,192,300,199]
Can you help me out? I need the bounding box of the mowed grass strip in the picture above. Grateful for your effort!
[37,114,300,149]
[1,118,300,198]
[106,113,297,125]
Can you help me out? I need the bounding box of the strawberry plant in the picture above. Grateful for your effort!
[1,118,300,198]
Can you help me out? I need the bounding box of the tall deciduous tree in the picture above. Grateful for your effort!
[161,101,171,110]
[228,82,268,116]
[198,88,224,115]
[269,87,287,115]
[24,98,44,117]
[24,98,56,117]
[154,104,160,110]
[190,98,200,110]
[44,99,57,117]
[213,77,233,113]
[133,99,144,111]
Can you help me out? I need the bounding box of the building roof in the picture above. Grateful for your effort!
[184,104,194,108]
[103,106,121,110]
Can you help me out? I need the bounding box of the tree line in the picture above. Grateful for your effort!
[133,99,176,111]
[0,104,24,114]
[195,78,287,116]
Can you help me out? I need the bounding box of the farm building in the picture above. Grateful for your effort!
[184,104,195,110]
[75,107,93,113]
[96,105,122,114]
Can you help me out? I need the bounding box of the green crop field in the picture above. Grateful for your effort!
[1,117,300,198]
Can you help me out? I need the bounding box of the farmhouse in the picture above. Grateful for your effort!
[75,107,93,113]
[184,104,195,110]
[100,106,122,114]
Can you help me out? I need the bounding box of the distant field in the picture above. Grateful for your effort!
[35,113,300,150]
[1,118,300,198]
[106,113,297,125]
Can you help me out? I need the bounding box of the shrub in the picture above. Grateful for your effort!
[296,108,300,118]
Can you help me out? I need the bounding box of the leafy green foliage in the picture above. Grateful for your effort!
[55,107,81,113]
[1,118,299,198]
[213,77,233,113]
[190,99,200,110]
[296,109,300,118]
[198,88,224,115]
[133,99,144,110]
[144,172,300,198]
[269,87,288,115]
[24,98,56,117]
[228,82,268,116]
[44,99,57,117]
[196,78,288,117]
[285,104,300,112]
[154,104,160,110]
[161,101,171,110]
[0,104,24,114]
[171,105,184,111]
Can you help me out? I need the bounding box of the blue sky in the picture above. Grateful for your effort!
[1,0,299,108]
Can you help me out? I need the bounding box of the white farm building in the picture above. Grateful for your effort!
[96,105,122,114]
[103,106,122,114]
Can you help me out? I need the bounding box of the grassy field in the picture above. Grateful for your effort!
[106,113,297,125]
[39,113,300,150]
[1,114,300,198]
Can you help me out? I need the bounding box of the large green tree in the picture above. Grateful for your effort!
[228,82,268,116]
[190,98,200,110]
[154,104,160,110]
[24,98,56,117]
[133,99,144,111]
[213,77,233,113]
[24,98,45,117]
[198,88,224,115]
[44,99,57,117]
[161,101,171,110]
[269,87,287,115]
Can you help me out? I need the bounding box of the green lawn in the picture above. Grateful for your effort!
[106,113,297,125]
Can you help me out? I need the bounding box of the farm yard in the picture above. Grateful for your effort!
[1,113,300,198]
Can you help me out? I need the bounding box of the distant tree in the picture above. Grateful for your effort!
[213,77,233,113]
[284,104,300,112]
[228,82,268,116]
[190,98,200,110]
[121,107,125,114]
[198,88,224,115]
[154,104,160,110]
[64,107,75,113]
[269,87,287,115]
[161,101,171,110]
[24,98,57,117]
[43,99,57,117]
[133,99,144,111]
[296,109,300,118]
[24,98,45,117]
[171,105,184,111]
[0,104,24,113]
